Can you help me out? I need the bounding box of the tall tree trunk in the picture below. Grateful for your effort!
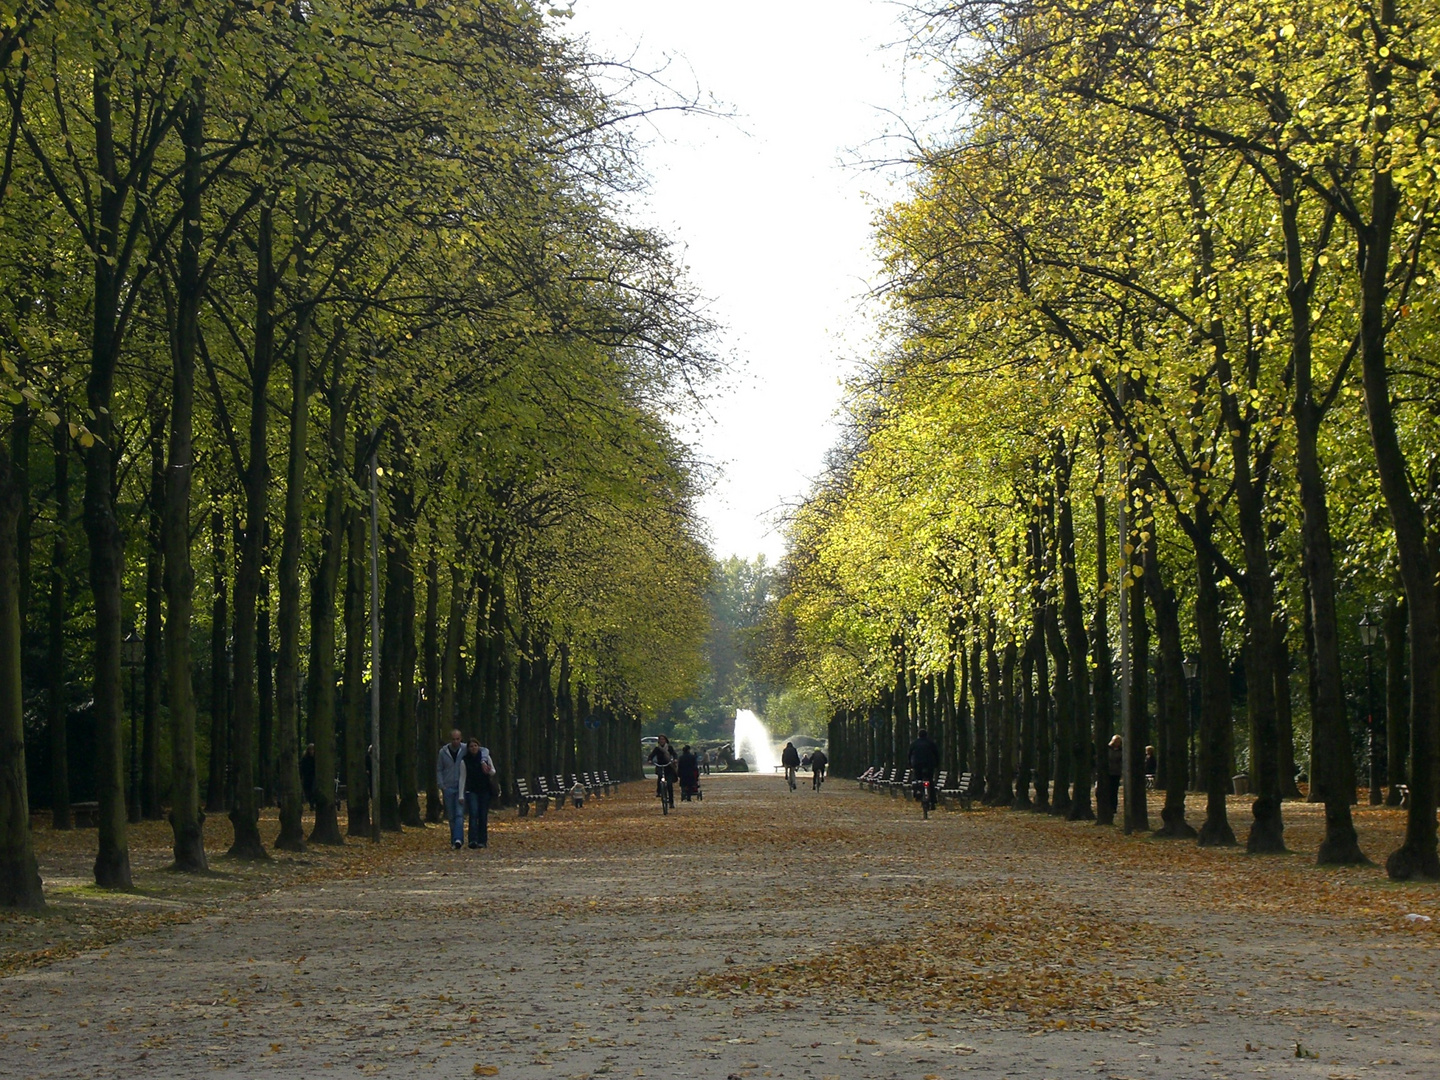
[227,199,276,858]
[1385,596,1408,806]
[1123,538,1150,834]
[141,412,165,820]
[1357,5,1438,882]
[1092,442,1115,826]
[985,624,1002,802]
[998,636,1016,804]
[378,527,405,832]
[0,435,43,907]
[257,587,274,805]
[305,336,347,846]
[1273,616,1302,801]
[440,565,467,743]
[205,510,229,813]
[1015,632,1035,810]
[421,554,441,824]
[343,504,369,836]
[273,227,311,853]
[1144,536,1195,838]
[397,523,421,829]
[1195,534,1237,846]
[158,87,207,875]
[46,420,71,831]
[559,643,577,781]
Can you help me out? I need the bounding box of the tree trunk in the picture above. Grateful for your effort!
[378,527,405,833]
[1273,616,1302,801]
[998,636,1016,804]
[1195,535,1236,846]
[969,637,986,794]
[257,589,274,805]
[205,510,230,813]
[1385,596,1408,806]
[0,436,44,907]
[343,504,369,836]
[397,520,422,829]
[141,412,165,820]
[421,555,441,824]
[1122,535,1150,834]
[159,87,206,874]
[1015,633,1035,810]
[1144,536,1195,838]
[1092,445,1115,826]
[305,335,347,846]
[272,246,311,853]
[225,198,276,859]
[46,419,71,831]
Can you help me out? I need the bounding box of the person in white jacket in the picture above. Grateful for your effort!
[437,729,466,849]
[457,738,496,849]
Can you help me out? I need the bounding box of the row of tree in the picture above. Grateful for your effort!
[767,0,1439,879]
[0,1,716,910]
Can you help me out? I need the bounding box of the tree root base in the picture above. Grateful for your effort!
[1386,842,1440,881]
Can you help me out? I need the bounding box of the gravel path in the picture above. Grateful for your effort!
[2,772,1437,1078]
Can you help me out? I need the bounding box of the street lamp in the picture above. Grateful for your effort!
[122,629,145,824]
[1181,655,1198,790]
[1359,611,1381,805]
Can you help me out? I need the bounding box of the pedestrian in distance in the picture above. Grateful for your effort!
[809,746,829,791]
[781,741,801,790]
[437,728,466,849]
[458,737,495,848]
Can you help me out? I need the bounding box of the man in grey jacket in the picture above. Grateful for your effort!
[437,729,466,849]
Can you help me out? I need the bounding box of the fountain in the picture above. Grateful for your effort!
[733,709,779,772]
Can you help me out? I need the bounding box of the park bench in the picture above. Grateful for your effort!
[69,801,99,827]
[600,770,617,793]
[553,775,572,807]
[856,766,880,788]
[888,769,913,797]
[514,778,548,816]
[583,772,604,797]
[868,766,893,793]
[1397,784,1410,809]
[939,771,976,809]
[536,775,566,810]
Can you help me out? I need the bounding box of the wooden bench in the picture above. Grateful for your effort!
[866,766,892,793]
[939,771,976,809]
[1397,784,1411,809]
[70,801,100,828]
[600,770,617,794]
[888,769,913,797]
[582,772,604,797]
[856,766,880,789]
[514,778,548,816]
[537,775,566,810]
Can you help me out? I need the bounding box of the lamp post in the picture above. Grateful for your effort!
[122,629,145,824]
[1359,611,1381,805]
[1181,655,1198,790]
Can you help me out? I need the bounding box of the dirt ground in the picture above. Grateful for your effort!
[2,772,1438,1079]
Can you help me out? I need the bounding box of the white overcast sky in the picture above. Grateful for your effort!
[561,1,928,564]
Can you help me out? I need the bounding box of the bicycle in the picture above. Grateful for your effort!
[812,766,826,792]
[913,775,935,819]
[655,765,675,814]
[785,765,798,791]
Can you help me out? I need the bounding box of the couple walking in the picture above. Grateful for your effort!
[438,729,496,849]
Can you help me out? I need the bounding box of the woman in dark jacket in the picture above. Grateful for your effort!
[458,738,494,849]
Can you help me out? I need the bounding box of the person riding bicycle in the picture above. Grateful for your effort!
[808,747,829,791]
[908,729,940,807]
[647,735,677,804]
[781,741,801,791]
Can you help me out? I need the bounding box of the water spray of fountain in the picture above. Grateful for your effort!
[733,709,779,772]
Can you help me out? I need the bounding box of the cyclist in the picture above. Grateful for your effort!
[781,741,801,791]
[809,747,829,791]
[908,728,940,811]
[647,734,677,808]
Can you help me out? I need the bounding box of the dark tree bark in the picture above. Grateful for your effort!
[1015,631,1036,810]
[159,87,207,875]
[0,435,44,908]
[998,636,1017,804]
[305,334,347,846]
[1144,536,1195,839]
[141,413,165,821]
[1122,532,1149,834]
[969,636,986,795]
[397,521,421,829]
[205,509,229,814]
[343,504,369,836]
[225,199,276,859]
[1195,536,1237,847]
[46,419,71,831]
[1273,617,1302,801]
[378,525,405,833]
[421,555,441,824]
[257,588,274,805]
[273,261,311,854]
[1092,442,1115,826]
[1384,596,1408,807]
